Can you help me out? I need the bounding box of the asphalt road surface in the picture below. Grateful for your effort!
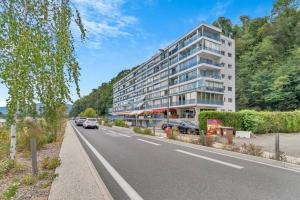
[71,122,300,200]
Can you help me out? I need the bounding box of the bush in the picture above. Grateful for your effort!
[17,121,48,151]
[0,159,15,178]
[41,157,61,170]
[199,110,300,134]
[0,127,10,159]
[133,127,143,134]
[21,174,37,186]
[114,119,127,127]
[143,128,152,135]
[3,182,19,200]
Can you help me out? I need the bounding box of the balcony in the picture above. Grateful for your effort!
[171,99,196,106]
[198,58,221,67]
[201,31,221,42]
[199,86,224,93]
[197,99,223,105]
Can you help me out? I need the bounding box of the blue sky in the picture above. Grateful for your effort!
[0,0,274,106]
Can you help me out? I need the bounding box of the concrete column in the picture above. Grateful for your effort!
[195,107,201,124]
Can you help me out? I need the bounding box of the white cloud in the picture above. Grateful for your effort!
[211,0,232,17]
[72,0,138,49]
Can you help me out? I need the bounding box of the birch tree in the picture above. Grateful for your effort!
[0,0,86,160]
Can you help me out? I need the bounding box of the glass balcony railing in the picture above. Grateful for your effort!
[171,99,196,106]
[199,86,224,93]
[203,46,221,54]
[197,99,223,105]
[201,32,221,41]
[200,74,222,80]
[198,58,221,67]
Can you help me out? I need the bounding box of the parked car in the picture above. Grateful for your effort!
[161,120,199,134]
[161,120,181,130]
[178,121,199,134]
[75,117,87,126]
[83,118,99,129]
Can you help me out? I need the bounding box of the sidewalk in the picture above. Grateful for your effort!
[49,122,112,200]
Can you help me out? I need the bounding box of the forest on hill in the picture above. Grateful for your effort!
[70,0,300,116]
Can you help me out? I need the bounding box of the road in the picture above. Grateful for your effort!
[71,122,300,200]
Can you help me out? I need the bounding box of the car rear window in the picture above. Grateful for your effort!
[88,119,97,121]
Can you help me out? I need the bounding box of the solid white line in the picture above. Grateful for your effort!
[72,124,143,200]
[137,139,161,146]
[175,149,244,169]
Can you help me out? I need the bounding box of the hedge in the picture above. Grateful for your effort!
[199,110,300,134]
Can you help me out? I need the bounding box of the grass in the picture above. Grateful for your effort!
[41,157,61,170]
[3,182,19,200]
[0,159,15,179]
[21,174,37,186]
[133,127,153,135]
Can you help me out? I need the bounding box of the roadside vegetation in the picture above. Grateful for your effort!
[199,110,300,134]
[133,127,154,136]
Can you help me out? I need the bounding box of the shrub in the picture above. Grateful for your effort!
[199,110,300,134]
[133,127,143,134]
[17,121,48,151]
[0,159,15,178]
[41,157,61,170]
[21,174,37,186]
[143,128,152,135]
[0,127,10,159]
[3,182,19,200]
[46,132,57,143]
[103,122,113,127]
[114,119,126,127]
[240,143,263,156]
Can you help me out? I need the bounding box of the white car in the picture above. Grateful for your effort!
[83,118,99,129]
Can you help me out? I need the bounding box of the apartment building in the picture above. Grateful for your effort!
[112,24,235,121]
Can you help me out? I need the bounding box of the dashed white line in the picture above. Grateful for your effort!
[137,139,161,146]
[72,124,144,200]
[175,149,244,169]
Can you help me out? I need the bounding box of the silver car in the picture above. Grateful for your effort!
[83,118,99,129]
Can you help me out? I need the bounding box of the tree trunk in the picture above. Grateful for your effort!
[10,123,17,160]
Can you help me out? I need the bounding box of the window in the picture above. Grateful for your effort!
[228,64,232,68]
[228,98,233,102]
[228,75,232,80]
[228,53,232,57]
[221,62,225,67]
[221,39,225,44]
[221,51,225,55]
[228,41,232,46]
[228,87,232,91]
[223,86,226,91]
[222,74,225,79]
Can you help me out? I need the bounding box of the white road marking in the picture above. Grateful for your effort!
[137,139,161,146]
[143,135,300,174]
[175,149,244,169]
[72,124,144,200]
[117,133,132,138]
[107,130,131,138]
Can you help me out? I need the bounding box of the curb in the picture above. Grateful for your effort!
[71,123,113,200]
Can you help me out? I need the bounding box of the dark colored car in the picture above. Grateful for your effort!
[75,117,87,126]
[161,120,199,134]
[161,120,180,130]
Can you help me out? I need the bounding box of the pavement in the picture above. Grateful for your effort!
[48,122,112,200]
[234,133,300,158]
[71,122,300,200]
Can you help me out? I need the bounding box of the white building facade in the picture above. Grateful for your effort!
[112,24,235,120]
